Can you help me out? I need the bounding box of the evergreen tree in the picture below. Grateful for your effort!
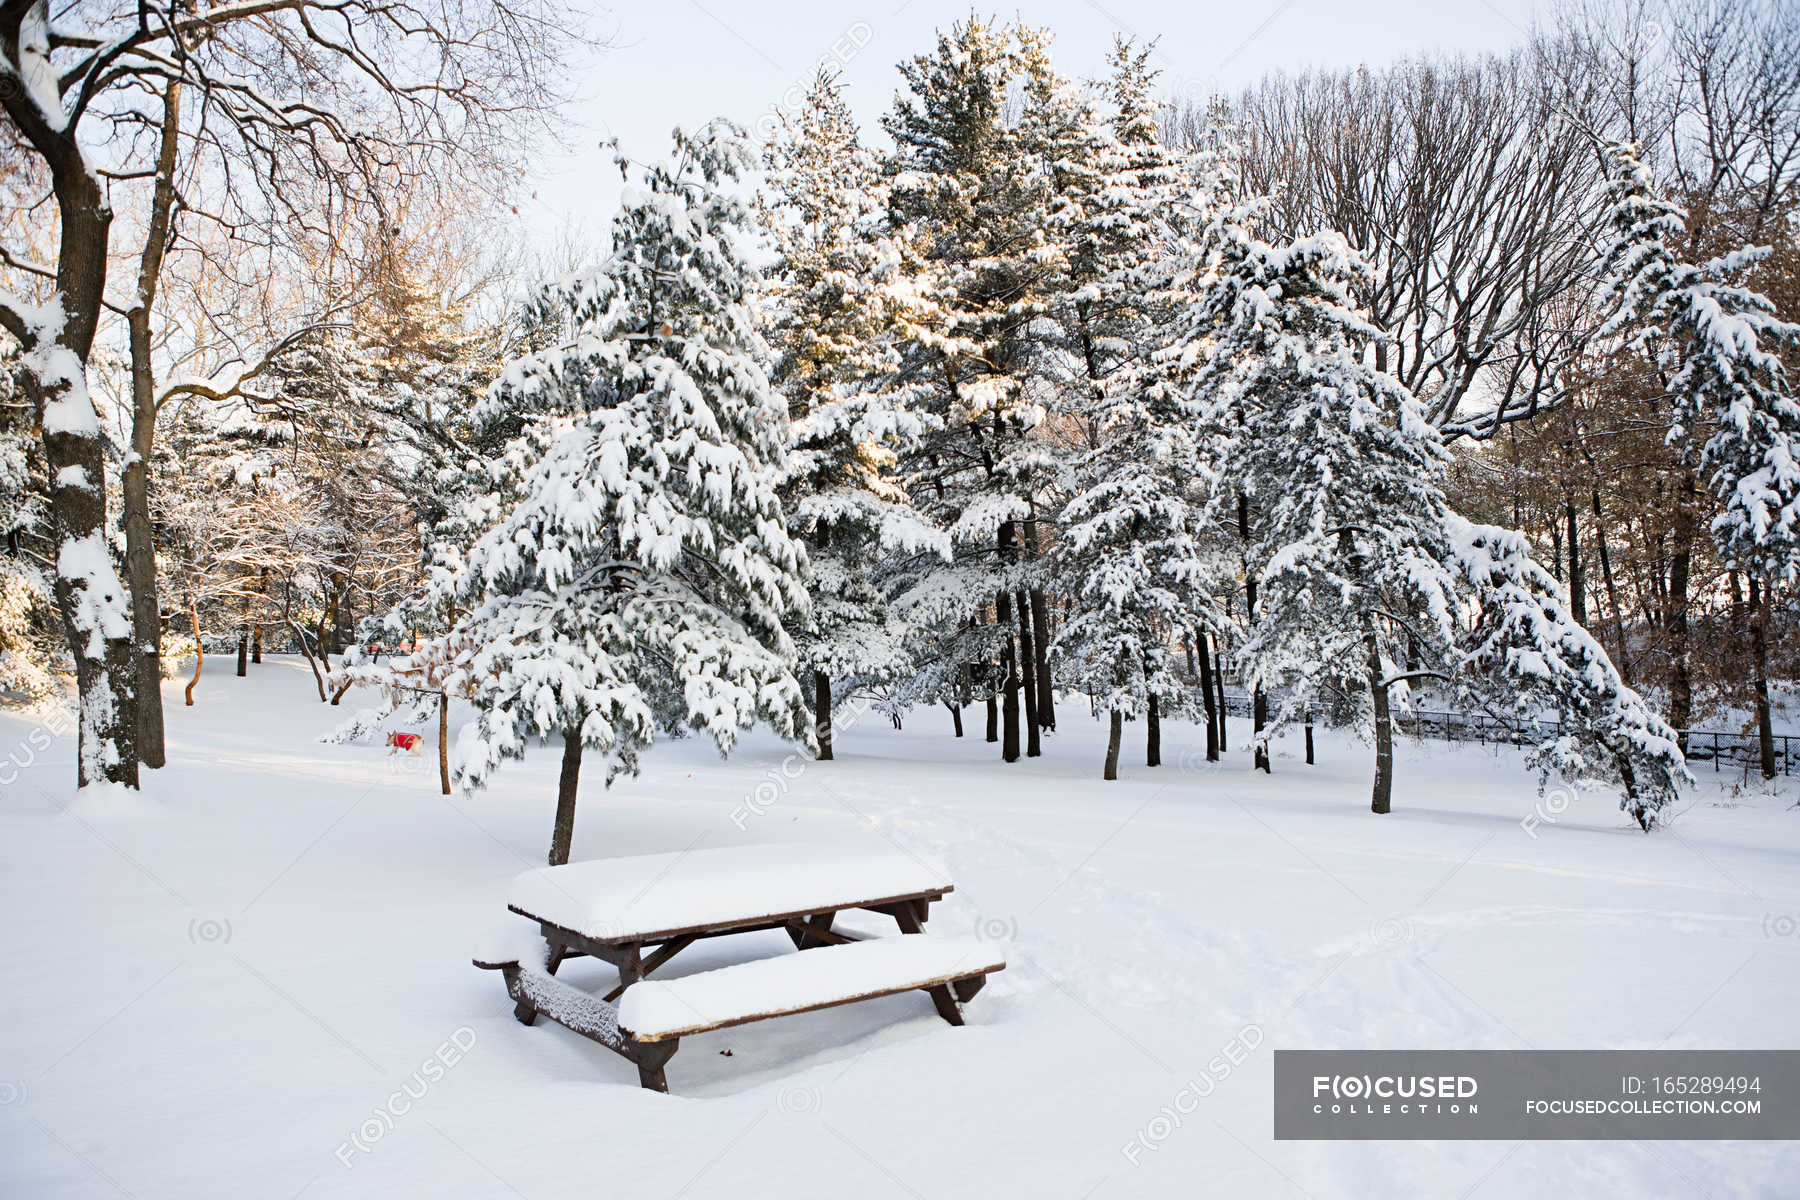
[1048,38,1188,402]
[1596,140,1800,588]
[1189,208,1690,825]
[1596,139,1800,781]
[1445,516,1689,829]
[1145,145,1289,773]
[763,69,950,761]
[1049,40,1223,778]
[1193,226,1463,813]
[1053,373,1218,779]
[440,124,811,864]
[880,17,1066,760]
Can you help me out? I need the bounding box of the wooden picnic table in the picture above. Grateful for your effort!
[475,841,1004,1092]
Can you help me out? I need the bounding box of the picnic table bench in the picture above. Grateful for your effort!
[474,841,1004,1092]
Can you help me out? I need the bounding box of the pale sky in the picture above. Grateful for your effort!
[525,0,1547,248]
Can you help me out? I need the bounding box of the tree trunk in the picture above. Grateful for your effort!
[1146,693,1160,767]
[289,621,329,703]
[1253,689,1271,774]
[1564,499,1586,626]
[1619,754,1648,831]
[1366,631,1393,814]
[813,669,833,761]
[184,606,202,706]
[327,572,353,659]
[1749,577,1777,781]
[1196,630,1219,761]
[1666,484,1697,751]
[998,592,1020,763]
[1592,491,1629,683]
[1103,709,1122,781]
[125,306,167,766]
[947,703,963,738]
[251,625,263,664]
[1237,493,1265,771]
[1016,589,1041,758]
[1213,641,1228,753]
[5,100,139,790]
[315,609,335,684]
[1304,709,1314,765]
[439,691,452,796]
[1549,506,1564,582]
[236,631,248,677]
[985,685,998,743]
[550,724,584,866]
[1029,586,1055,730]
[121,84,183,773]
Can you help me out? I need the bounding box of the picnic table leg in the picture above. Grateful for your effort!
[613,942,644,993]
[501,966,539,1027]
[926,984,964,1026]
[632,1040,679,1093]
[512,936,572,1024]
[952,975,986,1003]
[786,912,836,950]
[603,935,696,1003]
[892,905,923,935]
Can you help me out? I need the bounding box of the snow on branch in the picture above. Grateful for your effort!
[1446,515,1690,830]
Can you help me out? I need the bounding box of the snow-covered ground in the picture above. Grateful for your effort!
[3,658,1798,1198]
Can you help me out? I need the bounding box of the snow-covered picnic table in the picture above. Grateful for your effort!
[475,841,1004,1092]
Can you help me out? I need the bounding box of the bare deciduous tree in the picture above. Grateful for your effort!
[1,0,581,788]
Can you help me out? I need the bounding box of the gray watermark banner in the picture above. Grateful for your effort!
[1275,1051,1800,1140]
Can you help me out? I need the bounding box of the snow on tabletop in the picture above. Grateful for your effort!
[617,934,1003,1040]
[506,840,952,942]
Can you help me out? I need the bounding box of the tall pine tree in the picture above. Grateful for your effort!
[1188,199,1688,825]
[763,69,950,761]
[1050,40,1224,779]
[440,124,811,863]
[1597,139,1800,780]
[881,17,1066,761]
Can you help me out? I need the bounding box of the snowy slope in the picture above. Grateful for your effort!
[1,657,1797,1198]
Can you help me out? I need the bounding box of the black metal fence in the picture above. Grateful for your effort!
[1215,692,1794,777]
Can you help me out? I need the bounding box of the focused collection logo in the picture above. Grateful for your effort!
[1277,1051,1797,1141]
[1311,1073,1480,1115]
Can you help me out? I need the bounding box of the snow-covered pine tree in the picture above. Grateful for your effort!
[1048,38,1188,402]
[1445,516,1689,829]
[1596,139,1800,781]
[1053,367,1219,780]
[763,68,950,761]
[441,123,811,864]
[1596,140,1800,589]
[1141,141,1297,773]
[236,326,420,695]
[1192,226,1463,813]
[1190,213,1689,826]
[1048,39,1225,779]
[1129,121,1247,765]
[880,17,1066,761]
[354,232,508,591]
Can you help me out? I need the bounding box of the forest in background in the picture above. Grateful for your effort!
[2,0,1796,853]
